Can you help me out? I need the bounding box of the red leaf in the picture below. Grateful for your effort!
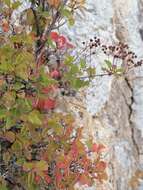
[42,86,53,94]
[70,142,79,159]
[57,35,67,49]
[78,174,92,186]
[50,32,74,49]
[2,21,9,32]
[67,42,74,49]
[34,98,56,110]
[95,161,107,171]
[98,144,106,152]
[35,175,41,184]
[92,143,105,153]
[42,85,58,94]
[43,98,56,109]
[50,70,60,78]
[57,162,67,169]
[55,170,63,183]
[92,143,98,152]
[50,31,59,41]
[44,174,51,184]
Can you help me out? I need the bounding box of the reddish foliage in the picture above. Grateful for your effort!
[2,21,9,32]
[33,98,56,110]
[35,175,41,184]
[50,31,59,41]
[92,143,105,153]
[50,69,61,79]
[44,174,51,184]
[42,85,57,94]
[50,31,74,49]
[95,161,107,171]
[78,173,92,186]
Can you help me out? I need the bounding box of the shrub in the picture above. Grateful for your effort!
[0,1,107,189]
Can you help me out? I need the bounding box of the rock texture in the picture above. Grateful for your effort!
[61,0,143,189]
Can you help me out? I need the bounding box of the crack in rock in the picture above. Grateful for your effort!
[125,77,140,156]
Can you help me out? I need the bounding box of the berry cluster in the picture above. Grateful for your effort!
[82,37,143,72]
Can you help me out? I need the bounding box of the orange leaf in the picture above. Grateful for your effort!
[47,0,61,9]
[95,161,107,172]
[79,174,92,186]
[2,21,9,32]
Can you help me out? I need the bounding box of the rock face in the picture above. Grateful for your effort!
[61,0,143,189]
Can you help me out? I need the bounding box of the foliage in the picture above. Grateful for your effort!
[0,0,107,189]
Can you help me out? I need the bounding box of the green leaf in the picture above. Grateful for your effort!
[5,116,15,129]
[27,171,34,190]
[35,160,48,171]
[28,110,42,125]
[87,67,96,76]
[39,67,57,87]
[61,8,75,26]
[48,119,63,135]
[13,82,25,91]
[64,55,74,65]
[15,64,29,80]
[0,62,14,73]
[115,67,124,74]
[23,161,48,172]
[104,60,112,69]
[12,1,21,9]
[0,107,6,119]
[11,140,23,151]
[70,64,79,74]
[80,59,86,68]
[26,9,34,25]
[68,16,75,26]
[61,8,71,18]
[4,0,11,7]
[70,78,89,89]
[16,98,32,114]
[17,158,26,165]
[47,37,56,48]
